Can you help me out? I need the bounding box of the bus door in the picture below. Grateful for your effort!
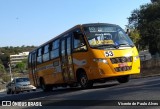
[66,36,75,81]
[31,52,38,87]
[60,36,75,82]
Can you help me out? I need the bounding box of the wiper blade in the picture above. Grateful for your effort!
[95,44,118,49]
[117,43,134,48]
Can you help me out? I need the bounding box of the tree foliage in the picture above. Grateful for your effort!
[0,64,6,74]
[0,46,36,68]
[128,1,160,55]
[129,29,141,49]
[16,62,26,73]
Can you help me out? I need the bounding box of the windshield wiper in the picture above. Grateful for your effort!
[92,43,134,49]
[92,44,118,49]
[117,43,134,48]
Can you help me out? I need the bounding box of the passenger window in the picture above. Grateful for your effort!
[50,39,60,59]
[67,37,71,55]
[61,40,65,56]
[37,48,42,64]
[43,44,50,62]
[44,45,49,53]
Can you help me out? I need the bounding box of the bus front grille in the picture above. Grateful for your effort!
[114,66,132,72]
[110,56,133,64]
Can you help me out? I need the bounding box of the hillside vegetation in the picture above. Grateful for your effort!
[0,46,36,82]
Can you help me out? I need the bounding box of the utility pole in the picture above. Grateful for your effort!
[8,63,12,82]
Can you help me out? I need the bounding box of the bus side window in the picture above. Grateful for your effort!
[43,44,50,62]
[37,48,42,64]
[73,31,87,52]
[50,39,60,59]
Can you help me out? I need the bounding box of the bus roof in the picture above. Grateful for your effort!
[82,23,118,27]
[29,23,118,53]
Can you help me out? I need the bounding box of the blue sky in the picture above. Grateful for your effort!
[0,0,151,47]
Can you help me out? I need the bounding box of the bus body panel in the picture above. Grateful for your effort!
[35,58,64,87]
[73,47,140,80]
[72,51,91,80]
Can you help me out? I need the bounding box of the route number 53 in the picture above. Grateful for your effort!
[105,51,113,57]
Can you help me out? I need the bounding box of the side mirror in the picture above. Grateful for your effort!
[73,32,83,39]
[126,29,130,35]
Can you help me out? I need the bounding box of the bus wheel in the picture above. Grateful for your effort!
[117,75,129,83]
[40,78,53,92]
[78,72,93,89]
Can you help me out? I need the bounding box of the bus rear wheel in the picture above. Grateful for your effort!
[40,78,53,92]
[117,75,129,83]
[78,72,93,89]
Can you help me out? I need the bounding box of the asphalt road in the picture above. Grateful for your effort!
[0,76,160,109]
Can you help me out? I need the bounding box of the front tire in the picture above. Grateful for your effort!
[117,75,129,83]
[78,72,93,89]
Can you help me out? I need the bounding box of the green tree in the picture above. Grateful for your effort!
[128,9,140,29]
[16,62,26,73]
[0,64,6,74]
[0,54,9,68]
[0,59,3,64]
[129,29,141,49]
[128,1,160,55]
[0,45,36,69]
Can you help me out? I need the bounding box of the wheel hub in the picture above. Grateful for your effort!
[81,77,87,86]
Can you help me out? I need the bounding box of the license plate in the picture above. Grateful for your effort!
[118,63,128,67]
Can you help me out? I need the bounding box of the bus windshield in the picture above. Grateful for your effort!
[83,25,134,49]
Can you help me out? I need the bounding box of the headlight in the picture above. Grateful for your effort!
[93,58,108,64]
[134,55,140,61]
